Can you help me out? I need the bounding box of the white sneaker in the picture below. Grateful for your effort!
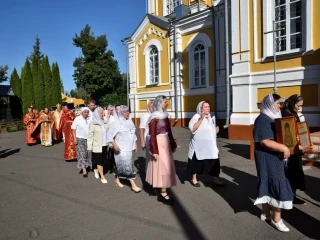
[271,219,290,232]
[101,179,107,184]
[94,171,99,179]
[260,214,271,221]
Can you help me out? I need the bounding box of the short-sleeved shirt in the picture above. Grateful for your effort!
[139,113,151,140]
[71,116,91,139]
[253,113,280,174]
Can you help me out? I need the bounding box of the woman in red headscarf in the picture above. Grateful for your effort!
[59,104,77,161]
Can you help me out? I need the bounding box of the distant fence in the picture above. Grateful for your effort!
[0,120,25,134]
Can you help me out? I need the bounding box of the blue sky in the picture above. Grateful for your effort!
[0,0,146,92]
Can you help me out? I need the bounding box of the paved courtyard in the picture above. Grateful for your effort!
[0,128,319,240]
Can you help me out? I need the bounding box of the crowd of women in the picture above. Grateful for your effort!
[23,93,310,233]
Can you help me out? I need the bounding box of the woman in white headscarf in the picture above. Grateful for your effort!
[106,105,141,193]
[71,107,92,177]
[87,107,110,184]
[146,95,177,205]
[253,94,293,232]
[187,101,225,187]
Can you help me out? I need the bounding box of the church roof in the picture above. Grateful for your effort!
[0,85,15,96]
[130,14,170,40]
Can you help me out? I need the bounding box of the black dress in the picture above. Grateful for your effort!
[281,109,306,191]
[253,113,293,209]
[187,153,220,177]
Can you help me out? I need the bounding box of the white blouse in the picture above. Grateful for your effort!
[188,115,219,160]
[71,116,92,139]
[106,122,137,151]
[139,112,151,141]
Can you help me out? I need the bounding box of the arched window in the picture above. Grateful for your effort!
[149,46,159,84]
[193,44,206,87]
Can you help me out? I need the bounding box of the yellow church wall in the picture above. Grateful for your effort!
[257,84,319,107]
[136,23,170,92]
[183,94,214,112]
[250,0,320,73]
[181,27,214,90]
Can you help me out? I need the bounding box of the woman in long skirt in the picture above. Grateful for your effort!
[282,94,307,205]
[253,94,293,232]
[72,107,92,177]
[187,101,225,187]
[146,95,177,205]
[106,105,141,193]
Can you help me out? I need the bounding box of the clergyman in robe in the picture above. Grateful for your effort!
[32,108,56,146]
[23,105,38,145]
[53,103,63,140]
[59,103,77,160]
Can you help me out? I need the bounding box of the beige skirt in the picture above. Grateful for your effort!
[145,134,177,188]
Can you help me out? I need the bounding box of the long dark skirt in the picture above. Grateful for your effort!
[187,153,220,177]
[285,153,305,191]
[92,146,107,167]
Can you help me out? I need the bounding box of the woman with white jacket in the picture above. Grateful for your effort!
[187,101,225,187]
[87,107,110,184]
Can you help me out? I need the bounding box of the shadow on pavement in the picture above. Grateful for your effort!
[170,190,208,240]
[0,148,21,159]
[304,175,320,203]
[217,167,320,239]
[203,166,260,216]
[174,160,188,184]
[220,143,250,160]
[282,207,320,240]
[134,156,157,196]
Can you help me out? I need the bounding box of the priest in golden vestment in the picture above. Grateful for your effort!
[32,108,56,146]
[53,103,63,140]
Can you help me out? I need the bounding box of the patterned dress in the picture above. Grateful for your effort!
[23,113,38,145]
[253,113,293,209]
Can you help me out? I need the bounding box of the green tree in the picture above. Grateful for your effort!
[72,24,122,99]
[100,94,127,107]
[9,68,23,119]
[29,35,44,62]
[21,59,34,114]
[43,56,52,107]
[51,62,62,105]
[10,68,22,99]
[0,65,9,83]
[32,54,45,110]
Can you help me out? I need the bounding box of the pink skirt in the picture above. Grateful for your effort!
[146,134,177,188]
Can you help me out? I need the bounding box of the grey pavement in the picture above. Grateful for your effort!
[0,129,319,240]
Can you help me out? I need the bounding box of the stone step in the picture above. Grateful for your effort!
[302,154,320,168]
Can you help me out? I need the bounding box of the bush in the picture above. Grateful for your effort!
[100,94,127,107]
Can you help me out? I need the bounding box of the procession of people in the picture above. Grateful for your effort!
[23,93,312,233]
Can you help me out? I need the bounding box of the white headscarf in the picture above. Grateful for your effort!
[114,105,135,133]
[260,94,282,120]
[195,101,211,118]
[81,107,90,118]
[150,95,169,120]
[104,105,113,121]
[91,107,104,126]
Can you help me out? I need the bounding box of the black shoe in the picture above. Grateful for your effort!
[293,196,306,205]
[157,193,174,205]
[83,174,88,178]
[190,180,201,187]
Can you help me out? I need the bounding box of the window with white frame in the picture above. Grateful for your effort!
[274,0,302,52]
[148,46,159,84]
[165,0,181,16]
[193,44,206,87]
[263,0,312,57]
